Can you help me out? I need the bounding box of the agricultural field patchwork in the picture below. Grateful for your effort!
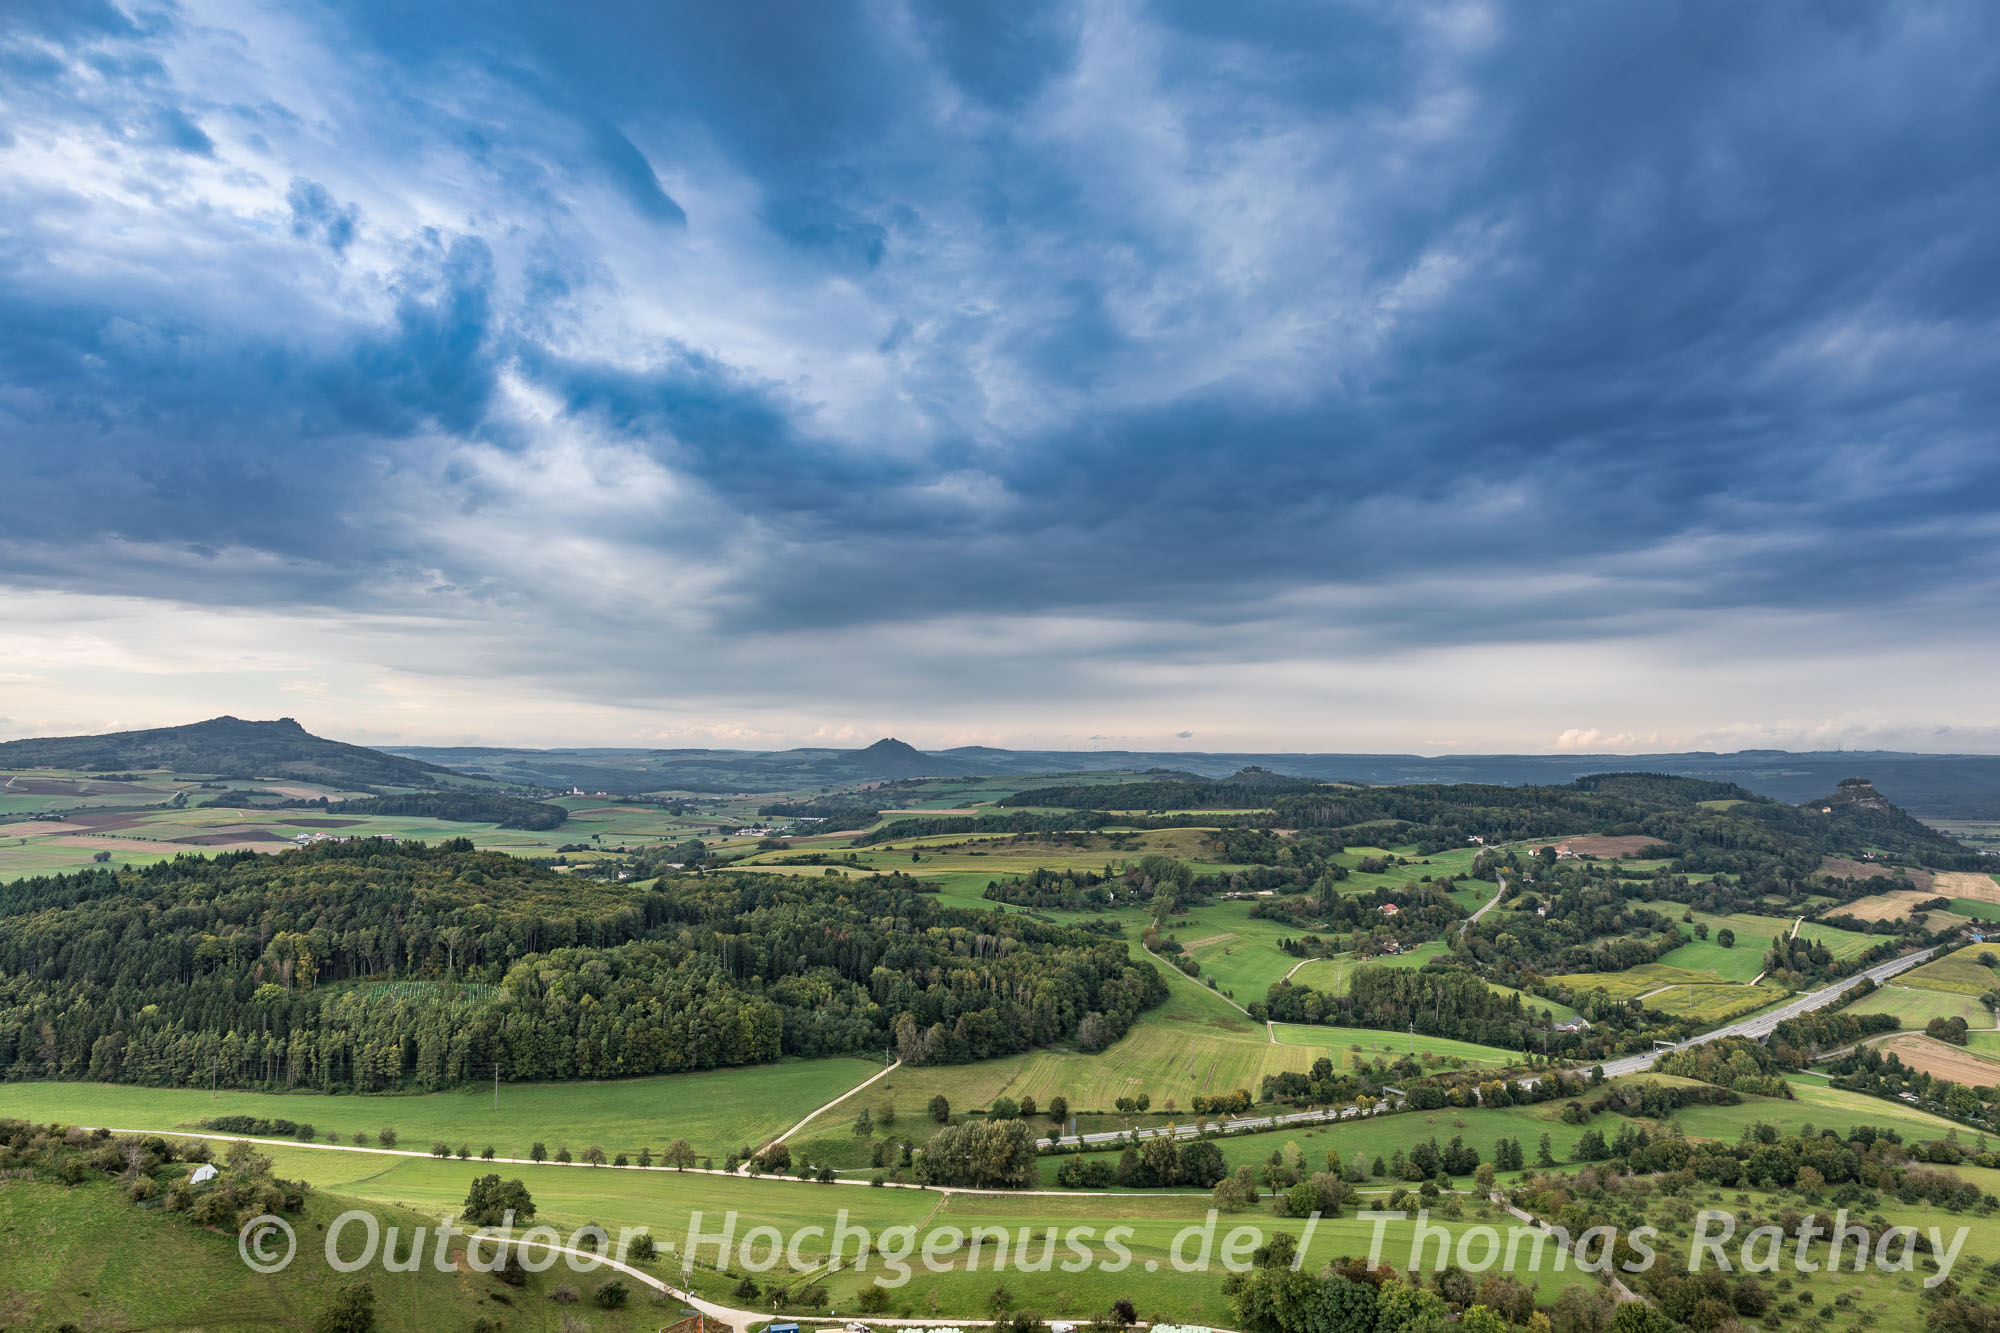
[1550,962,1784,1023]
[0,780,729,882]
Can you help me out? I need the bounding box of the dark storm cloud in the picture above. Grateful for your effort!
[3,0,1999,666]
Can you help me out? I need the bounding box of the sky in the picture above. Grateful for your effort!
[3,1,1999,755]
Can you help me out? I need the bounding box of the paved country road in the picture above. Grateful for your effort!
[1460,872,1508,935]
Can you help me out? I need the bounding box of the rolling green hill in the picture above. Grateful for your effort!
[0,716,455,789]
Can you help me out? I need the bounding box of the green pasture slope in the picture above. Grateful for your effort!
[88,1069,1968,1321]
[0,1178,675,1332]
[1641,902,1873,984]
[1286,942,1452,995]
[0,1058,884,1162]
[224,1142,1597,1321]
[1161,898,1319,998]
[1844,984,1994,1028]
[1480,981,1581,1025]
[1267,1024,1517,1069]
[1897,942,2000,997]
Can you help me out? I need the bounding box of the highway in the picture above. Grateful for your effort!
[1592,940,1940,1078]
[1042,939,1945,1150]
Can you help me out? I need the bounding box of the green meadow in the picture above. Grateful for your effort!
[1845,983,1993,1029]
[0,1178,678,1333]
[0,1058,885,1162]
[1896,943,2000,997]
[221,1141,1595,1320]
[1266,1024,1518,1069]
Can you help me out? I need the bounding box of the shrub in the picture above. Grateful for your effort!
[313,1281,377,1333]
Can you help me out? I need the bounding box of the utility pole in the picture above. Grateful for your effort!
[1408,1020,1415,1055]
[494,1060,500,1112]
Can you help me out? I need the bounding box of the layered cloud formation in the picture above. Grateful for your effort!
[3,1,1998,750]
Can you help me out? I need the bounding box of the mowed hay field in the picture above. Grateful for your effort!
[1557,835,1670,857]
[1878,1034,2000,1088]
[1551,963,1721,999]
[1837,889,1972,931]
[873,1024,1327,1117]
[1932,871,2000,903]
[1796,918,1881,957]
[1895,943,2000,997]
[1645,984,1787,1024]
[1845,983,1994,1029]
[1267,1024,1517,1068]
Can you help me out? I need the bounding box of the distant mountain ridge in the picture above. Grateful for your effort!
[387,738,2000,816]
[0,717,453,790]
[9,717,2000,817]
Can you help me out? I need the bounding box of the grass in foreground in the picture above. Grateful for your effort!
[0,1177,672,1332]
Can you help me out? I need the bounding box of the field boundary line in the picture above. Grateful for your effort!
[1144,942,1252,1017]
[766,1058,903,1151]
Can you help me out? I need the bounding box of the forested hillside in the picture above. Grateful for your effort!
[1000,768,1326,809]
[987,772,1980,875]
[318,791,569,829]
[0,841,1164,1092]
